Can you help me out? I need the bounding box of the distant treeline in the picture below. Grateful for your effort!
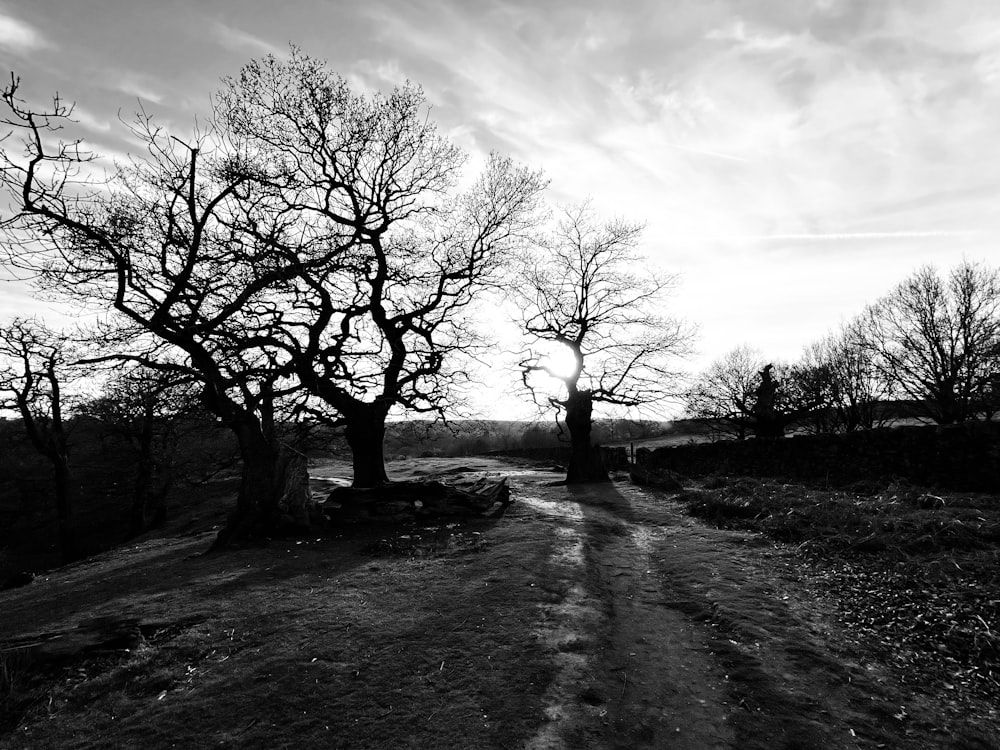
[686,262,1000,440]
[0,412,239,575]
[348,418,675,458]
[0,414,673,574]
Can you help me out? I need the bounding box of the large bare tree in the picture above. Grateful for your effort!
[1,48,547,533]
[0,71,352,542]
[859,261,1000,424]
[215,53,547,487]
[513,203,692,482]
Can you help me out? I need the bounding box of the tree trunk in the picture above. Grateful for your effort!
[275,450,313,527]
[128,423,155,538]
[52,455,79,563]
[935,387,964,425]
[128,457,153,538]
[564,389,608,484]
[212,417,314,548]
[754,416,786,438]
[148,461,173,531]
[344,401,391,488]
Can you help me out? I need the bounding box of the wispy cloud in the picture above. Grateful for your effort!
[71,105,112,134]
[345,58,410,95]
[0,11,47,53]
[212,22,285,58]
[117,78,164,105]
[705,18,801,52]
[664,140,751,163]
[678,230,979,242]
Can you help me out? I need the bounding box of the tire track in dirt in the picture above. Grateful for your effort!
[517,478,732,749]
[620,482,904,749]
[563,483,734,749]
[597,523,735,748]
[514,474,913,749]
[517,487,601,750]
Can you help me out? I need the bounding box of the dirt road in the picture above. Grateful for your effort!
[507,469,960,750]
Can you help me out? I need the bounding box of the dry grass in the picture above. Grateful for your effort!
[653,473,1000,719]
[674,476,1000,554]
[0,509,562,749]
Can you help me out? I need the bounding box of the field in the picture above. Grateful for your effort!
[1,456,998,749]
[660,475,1000,715]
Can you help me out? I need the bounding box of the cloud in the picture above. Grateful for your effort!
[117,78,164,105]
[705,18,801,52]
[71,105,112,134]
[659,140,750,164]
[345,58,410,94]
[677,230,979,242]
[0,11,46,53]
[212,22,285,58]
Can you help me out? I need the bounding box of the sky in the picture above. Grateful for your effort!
[1,0,998,419]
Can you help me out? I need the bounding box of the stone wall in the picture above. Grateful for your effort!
[636,421,1000,492]
[484,446,630,470]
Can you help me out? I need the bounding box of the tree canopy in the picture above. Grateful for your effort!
[0,50,546,540]
[512,202,692,481]
[858,261,1000,424]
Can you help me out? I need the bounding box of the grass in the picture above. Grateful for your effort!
[0,649,31,703]
[674,475,1000,554]
[638,470,1000,712]
[0,510,563,750]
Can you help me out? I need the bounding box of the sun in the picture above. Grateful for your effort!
[540,342,580,381]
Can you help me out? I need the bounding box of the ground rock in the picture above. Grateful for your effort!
[629,465,688,492]
[323,477,512,522]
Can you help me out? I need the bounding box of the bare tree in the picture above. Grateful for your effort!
[513,203,692,482]
[803,322,891,432]
[0,72,346,543]
[859,261,1000,424]
[80,364,202,537]
[1,49,547,530]
[215,52,547,487]
[685,346,830,439]
[684,345,763,440]
[0,318,82,561]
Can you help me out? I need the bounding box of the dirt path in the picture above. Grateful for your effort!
[2,458,988,749]
[511,471,913,750]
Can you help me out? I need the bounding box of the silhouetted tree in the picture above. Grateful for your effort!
[81,365,202,536]
[684,345,762,440]
[215,52,547,486]
[858,261,1000,424]
[0,71,348,543]
[514,203,692,482]
[686,347,830,439]
[0,318,81,561]
[803,323,890,432]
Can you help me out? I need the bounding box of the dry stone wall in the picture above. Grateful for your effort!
[484,446,630,470]
[636,421,1000,491]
